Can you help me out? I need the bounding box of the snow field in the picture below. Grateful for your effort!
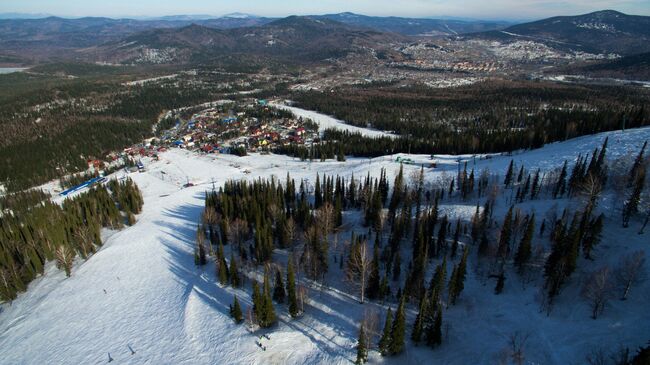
[1,126,649,364]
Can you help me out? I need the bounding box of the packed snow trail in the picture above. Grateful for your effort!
[270,102,397,138]
[1,127,649,364]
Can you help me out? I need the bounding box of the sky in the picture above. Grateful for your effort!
[0,0,649,20]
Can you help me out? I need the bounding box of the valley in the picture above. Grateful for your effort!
[1,6,649,365]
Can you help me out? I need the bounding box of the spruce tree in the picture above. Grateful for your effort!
[273,268,286,303]
[366,242,381,300]
[195,225,207,266]
[411,297,427,344]
[390,296,407,355]
[231,295,244,323]
[623,165,646,228]
[259,269,277,328]
[429,257,447,305]
[287,259,299,318]
[520,174,531,202]
[355,324,368,365]
[530,169,541,200]
[553,161,568,199]
[497,206,514,260]
[252,280,262,322]
[455,247,469,301]
[515,213,535,274]
[628,141,647,188]
[504,160,514,187]
[447,264,459,306]
[431,305,442,347]
[582,214,603,259]
[218,248,229,286]
[389,165,405,218]
[315,174,322,209]
[517,165,525,183]
[378,308,393,356]
[229,253,240,287]
[451,218,461,259]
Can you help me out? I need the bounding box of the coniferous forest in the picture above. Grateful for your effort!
[287,81,649,157]
[0,178,143,301]
[191,136,648,361]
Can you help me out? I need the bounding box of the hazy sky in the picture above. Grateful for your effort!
[1,0,649,20]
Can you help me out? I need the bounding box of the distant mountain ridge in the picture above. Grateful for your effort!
[86,16,406,64]
[473,10,650,55]
[317,12,512,36]
[2,10,649,64]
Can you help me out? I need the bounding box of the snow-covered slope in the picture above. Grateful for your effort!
[271,102,397,139]
[1,127,649,364]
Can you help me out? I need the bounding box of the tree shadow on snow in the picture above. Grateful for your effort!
[151,201,378,363]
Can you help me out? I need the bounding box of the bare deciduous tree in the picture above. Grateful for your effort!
[229,218,249,257]
[585,347,608,365]
[508,331,530,365]
[73,225,96,259]
[202,207,220,246]
[302,226,321,281]
[55,244,75,277]
[316,202,335,235]
[284,217,297,248]
[580,173,603,211]
[345,238,371,303]
[362,307,380,348]
[297,284,309,313]
[267,204,281,226]
[616,250,646,300]
[581,266,614,319]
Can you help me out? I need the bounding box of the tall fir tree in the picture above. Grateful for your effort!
[355,324,368,365]
[378,308,393,356]
[628,141,647,188]
[366,242,381,300]
[447,264,459,306]
[431,304,442,347]
[504,160,515,187]
[553,161,568,199]
[273,268,286,303]
[389,295,407,355]
[287,259,299,318]
[231,295,243,323]
[217,243,229,286]
[411,297,427,344]
[582,214,604,259]
[252,280,263,322]
[514,213,535,274]
[497,206,514,260]
[259,269,277,328]
[623,164,646,228]
[229,253,240,287]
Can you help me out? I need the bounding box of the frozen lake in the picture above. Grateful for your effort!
[0,67,27,74]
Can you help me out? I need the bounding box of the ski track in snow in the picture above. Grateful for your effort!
[270,103,397,139]
[1,127,650,364]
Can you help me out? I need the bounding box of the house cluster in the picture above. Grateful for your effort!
[150,99,318,154]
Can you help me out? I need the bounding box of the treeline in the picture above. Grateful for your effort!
[0,178,143,301]
[287,81,649,157]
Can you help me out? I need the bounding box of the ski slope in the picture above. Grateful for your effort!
[270,102,397,139]
[1,127,649,364]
